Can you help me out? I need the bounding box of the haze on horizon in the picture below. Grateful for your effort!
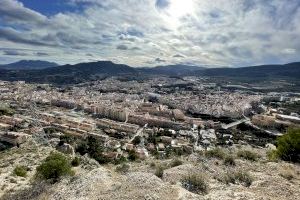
[0,0,299,68]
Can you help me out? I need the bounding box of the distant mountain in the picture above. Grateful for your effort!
[0,61,299,85]
[0,60,58,70]
[139,65,205,76]
[0,61,137,84]
[194,62,300,80]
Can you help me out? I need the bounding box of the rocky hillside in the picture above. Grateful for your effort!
[1,139,299,200]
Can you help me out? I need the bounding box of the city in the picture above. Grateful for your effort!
[0,75,299,199]
[1,0,300,199]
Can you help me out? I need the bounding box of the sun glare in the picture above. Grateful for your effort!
[162,0,195,28]
[168,0,195,19]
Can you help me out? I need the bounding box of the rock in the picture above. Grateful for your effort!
[200,129,217,140]
[265,143,276,151]
[49,138,60,147]
[56,143,75,156]
[172,109,185,121]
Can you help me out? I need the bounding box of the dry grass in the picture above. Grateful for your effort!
[181,173,209,194]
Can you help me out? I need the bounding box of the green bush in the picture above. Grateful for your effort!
[13,165,28,177]
[128,150,138,161]
[113,156,127,165]
[224,155,236,166]
[132,136,141,145]
[170,158,183,168]
[76,136,109,164]
[276,128,300,163]
[220,171,253,187]
[266,150,279,162]
[149,162,156,168]
[71,157,81,167]
[115,163,130,174]
[237,150,259,161]
[36,152,73,182]
[154,165,165,178]
[0,104,15,116]
[205,148,226,159]
[181,173,208,194]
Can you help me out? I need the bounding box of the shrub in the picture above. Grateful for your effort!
[266,150,279,162]
[279,166,296,181]
[0,104,15,116]
[170,158,183,168]
[154,165,165,178]
[76,136,108,164]
[224,155,236,166]
[276,128,300,163]
[132,136,141,145]
[181,173,208,194]
[59,134,77,145]
[0,180,49,200]
[71,157,81,167]
[13,165,28,177]
[113,156,127,165]
[220,171,253,187]
[205,148,226,159]
[36,152,73,182]
[149,162,156,168]
[237,150,259,161]
[115,163,130,174]
[128,150,138,161]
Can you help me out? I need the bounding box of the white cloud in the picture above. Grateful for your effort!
[0,0,299,67]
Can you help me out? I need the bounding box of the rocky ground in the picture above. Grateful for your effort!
[0,141,299,200]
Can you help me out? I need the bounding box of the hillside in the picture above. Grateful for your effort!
[0,60,58,70]
[139,65,206,76]
[0,61,137,84]
[0,61,299,85]
[196,62,300,80]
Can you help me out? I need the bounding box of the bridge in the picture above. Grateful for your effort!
[221,118,250,130]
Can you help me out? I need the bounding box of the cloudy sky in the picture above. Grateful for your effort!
[0,0,299,67]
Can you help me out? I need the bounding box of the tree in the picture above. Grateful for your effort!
[276,128,300,163]
[36,152,73,182]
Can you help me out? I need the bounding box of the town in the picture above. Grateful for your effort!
[0,76,299,200]
[1,77,299,157]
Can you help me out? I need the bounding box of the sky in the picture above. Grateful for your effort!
[0,0,299,67]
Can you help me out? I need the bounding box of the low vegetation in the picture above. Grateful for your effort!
[36,152,73,182]
[276,128,300,163]
[13,165,28,177]
[224,155,236,166]
[115,163,130,174]
[154,165,165,178]
[128,150,138,161]
[267,150,279,162]
[181,173,209,195]
[76,136,109,164]
[237,150,259,161]
[0,104,15,116]
[279,166,296,181]
[71,156,81,167]
[220,170,253,187]
[205,148,226,159]
[170,158,183,168]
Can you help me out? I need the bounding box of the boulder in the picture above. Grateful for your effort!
[56,143,75,156]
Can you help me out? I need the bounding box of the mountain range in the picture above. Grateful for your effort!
[0,60,299,84]
[0,60,58,70]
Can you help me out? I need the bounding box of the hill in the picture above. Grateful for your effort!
[139,65,205,76]
[0,61,137,84]
[195,62,300,80]
[0,60,58,70]
[0,61,299,85]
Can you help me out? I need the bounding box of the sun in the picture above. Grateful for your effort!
[161,0,195,28]
[167,0,195,19]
